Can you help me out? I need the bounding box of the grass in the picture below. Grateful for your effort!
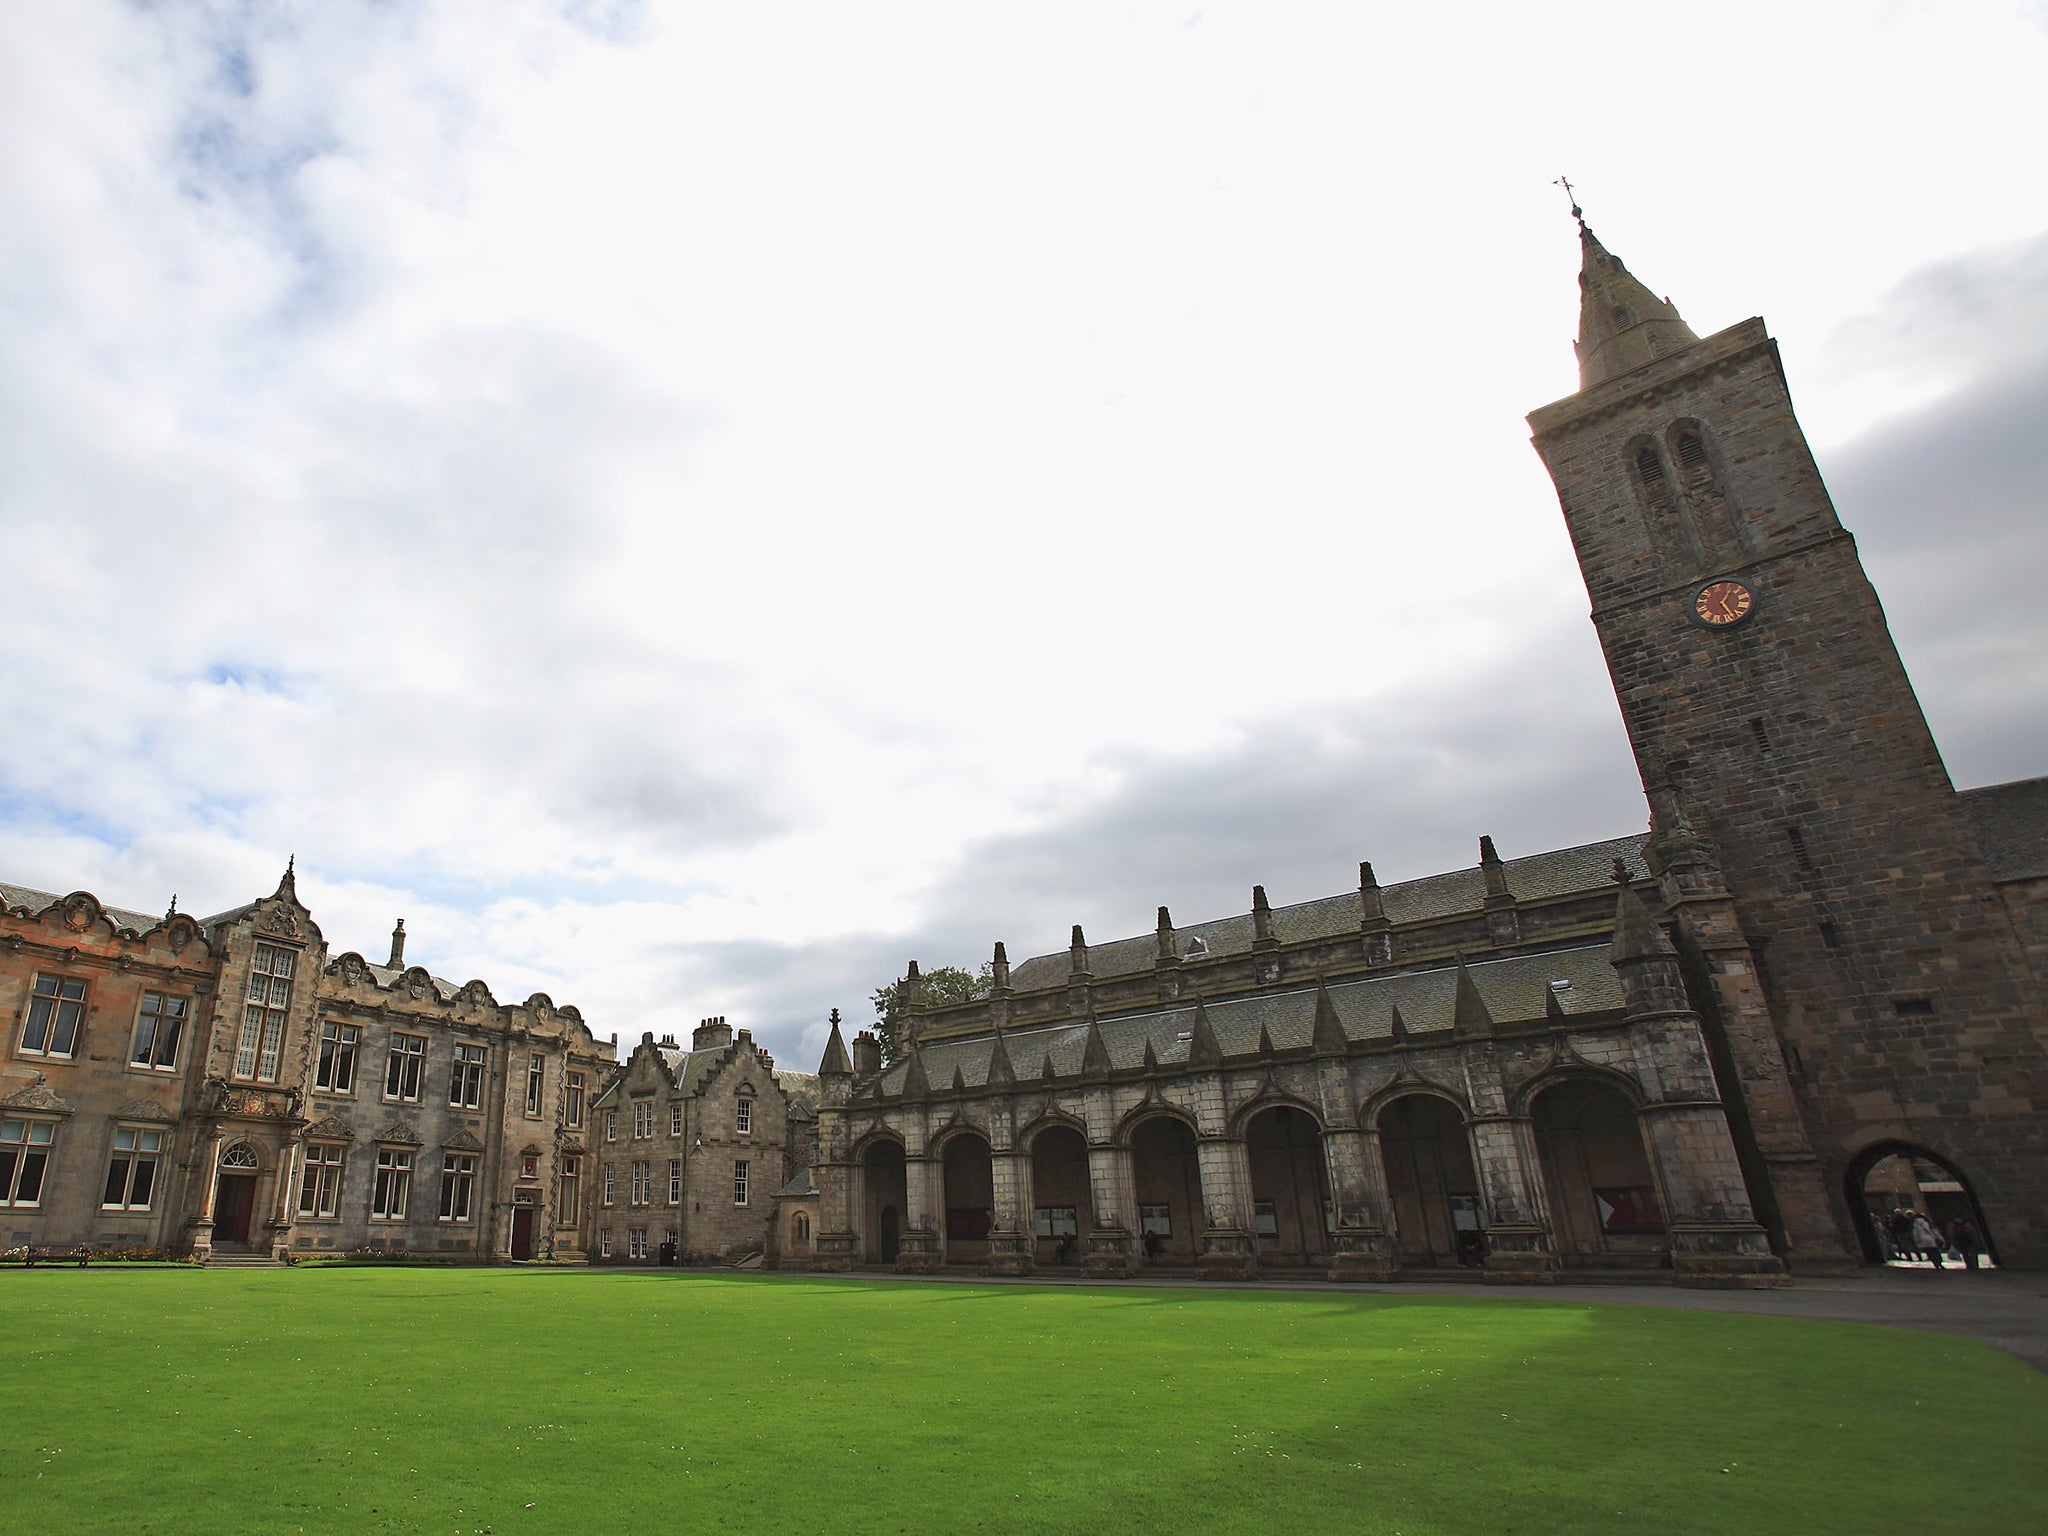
[1,1270,2042,1535]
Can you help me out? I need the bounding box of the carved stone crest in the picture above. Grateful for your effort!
[114,1097,177,1123]
[1,1074,73,1114]
[375,1118,423,1146]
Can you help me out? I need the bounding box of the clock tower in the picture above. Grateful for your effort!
[1528,213,2048,1269]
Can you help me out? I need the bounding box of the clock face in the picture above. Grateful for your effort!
[1692,579,1756,628]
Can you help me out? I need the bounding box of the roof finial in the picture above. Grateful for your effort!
[1554,174,1583,225]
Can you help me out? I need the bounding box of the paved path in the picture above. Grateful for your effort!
[756,1264,2048,1373]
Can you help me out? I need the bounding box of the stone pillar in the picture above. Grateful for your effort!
[188,1125,224,1261]
[1195,1134,1257,1281]
[897,1128,942,1272]
[986,1148,1034,1276]
[1321,1126,1397,1281]
[1469,1112,1560,1283]
[267,1130,302,1261]
[1083,1141,1136,1278]
[1629,1017,1786,1288]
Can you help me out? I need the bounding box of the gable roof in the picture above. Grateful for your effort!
[1004,833,1650,991]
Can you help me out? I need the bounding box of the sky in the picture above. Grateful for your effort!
[3,2,2046,1073]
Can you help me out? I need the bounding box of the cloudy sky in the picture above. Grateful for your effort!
[4,2,2046,1070]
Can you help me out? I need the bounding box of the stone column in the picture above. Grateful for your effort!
[267,1129,302,1261]
[986,1148,1034,1277]
[897,1122,942,1273]
[187,1125,224,1261]
[1468,1112,1559,1283]
[1321,1126,1397,1281]
[1083,1141,1136,1278]
[1195,1134,1257,1280]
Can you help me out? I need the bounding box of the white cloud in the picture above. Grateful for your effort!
[3,1,2046,1069]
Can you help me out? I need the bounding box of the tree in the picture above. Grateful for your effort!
[870,963,992,1065]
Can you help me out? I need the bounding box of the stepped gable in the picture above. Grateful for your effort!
[1002,832,1650,990]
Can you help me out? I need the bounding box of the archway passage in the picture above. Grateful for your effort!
[940,1133,995,1265]
[1129,1116,1202,1264]
[1244,1106,1329,1264]
[1379,1094,1484,1268]
[861,1140,907,1265]
[1532,1078,1666,1268]
[1028,1124,1092,1267]
[1847,1142,1995,1269]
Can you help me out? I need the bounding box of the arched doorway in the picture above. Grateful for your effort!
[860,1139,906,1265]
[1244,1105,1329,1264]
[1379,1094,1484,1268]
[1532,1077,1666,1267]
[940,1132,995,1265]
[213,1143,261,1248]
[1028,1123,1091,1267]
[1846,1141,1995,1268]
[1129,1115,1202,1264]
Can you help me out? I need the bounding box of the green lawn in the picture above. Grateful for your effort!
[1,1270,2041,1535]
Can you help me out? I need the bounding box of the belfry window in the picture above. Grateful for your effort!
[1635,446,1667,494]
[1676,430,1711,481]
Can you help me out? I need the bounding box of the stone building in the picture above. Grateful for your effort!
[586,1016,818,1264]
[805,215,2048,1282]
[1,864,613,1262]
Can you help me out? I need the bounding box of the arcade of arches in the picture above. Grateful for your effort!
[822,1074,1752,1281]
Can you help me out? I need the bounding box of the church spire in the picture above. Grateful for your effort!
[1572,213,1699,390]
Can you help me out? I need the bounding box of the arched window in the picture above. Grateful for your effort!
[792,1212,811,1244]
[1675,429,1712,484]
[1635,445,1667,494]
[220,1143,259,1169]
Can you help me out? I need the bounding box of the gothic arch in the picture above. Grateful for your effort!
[1840,1138,1997,1267]
[1229,1086,1326,1136]
[1020,1108,1088,1150]
[848,1125,907,1161]
[930,1115,993,1154]
[1511,1061,1648,1119]
[1115,1101,1200,1148]
[1360,1075,1471,1125]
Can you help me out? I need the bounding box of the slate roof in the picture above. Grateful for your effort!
[1004,833,1650,991]
[877,943,1624,1096]
[1,881,162,934]
[1960,776,2048,882]
[776,1072,821,1114]
[775,1168,819,1198]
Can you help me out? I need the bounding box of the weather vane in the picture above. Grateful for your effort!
[1554,175,1584,225]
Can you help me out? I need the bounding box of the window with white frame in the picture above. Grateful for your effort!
[565,1071,585,1128]
[601,1162,615,1205]
[735,1096,752,1135]
[524,1053,545,1117]
[630,1160,650,1206]
[599,1230,613,1258]
[559,1157,580,1225]
[439,1153,477,1222]
[632,1099,654,1139]
[371,1147,412,1219]
[448,1043,486,1109]
[129,993,187,1071]
[22,975,86,1059]
[384,1034,426,1101]
[316,1021,358,1093]
[101,1125,165,1210]
[732,1158,749,1207]
[628,1228,647,1260]
[668,1102,682,1137]
[1,1117,54,1205]
[667,1158,682,1205]
[603,1108,617,1141]
[237,943,295,1081]
[298,1143,344,1218]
